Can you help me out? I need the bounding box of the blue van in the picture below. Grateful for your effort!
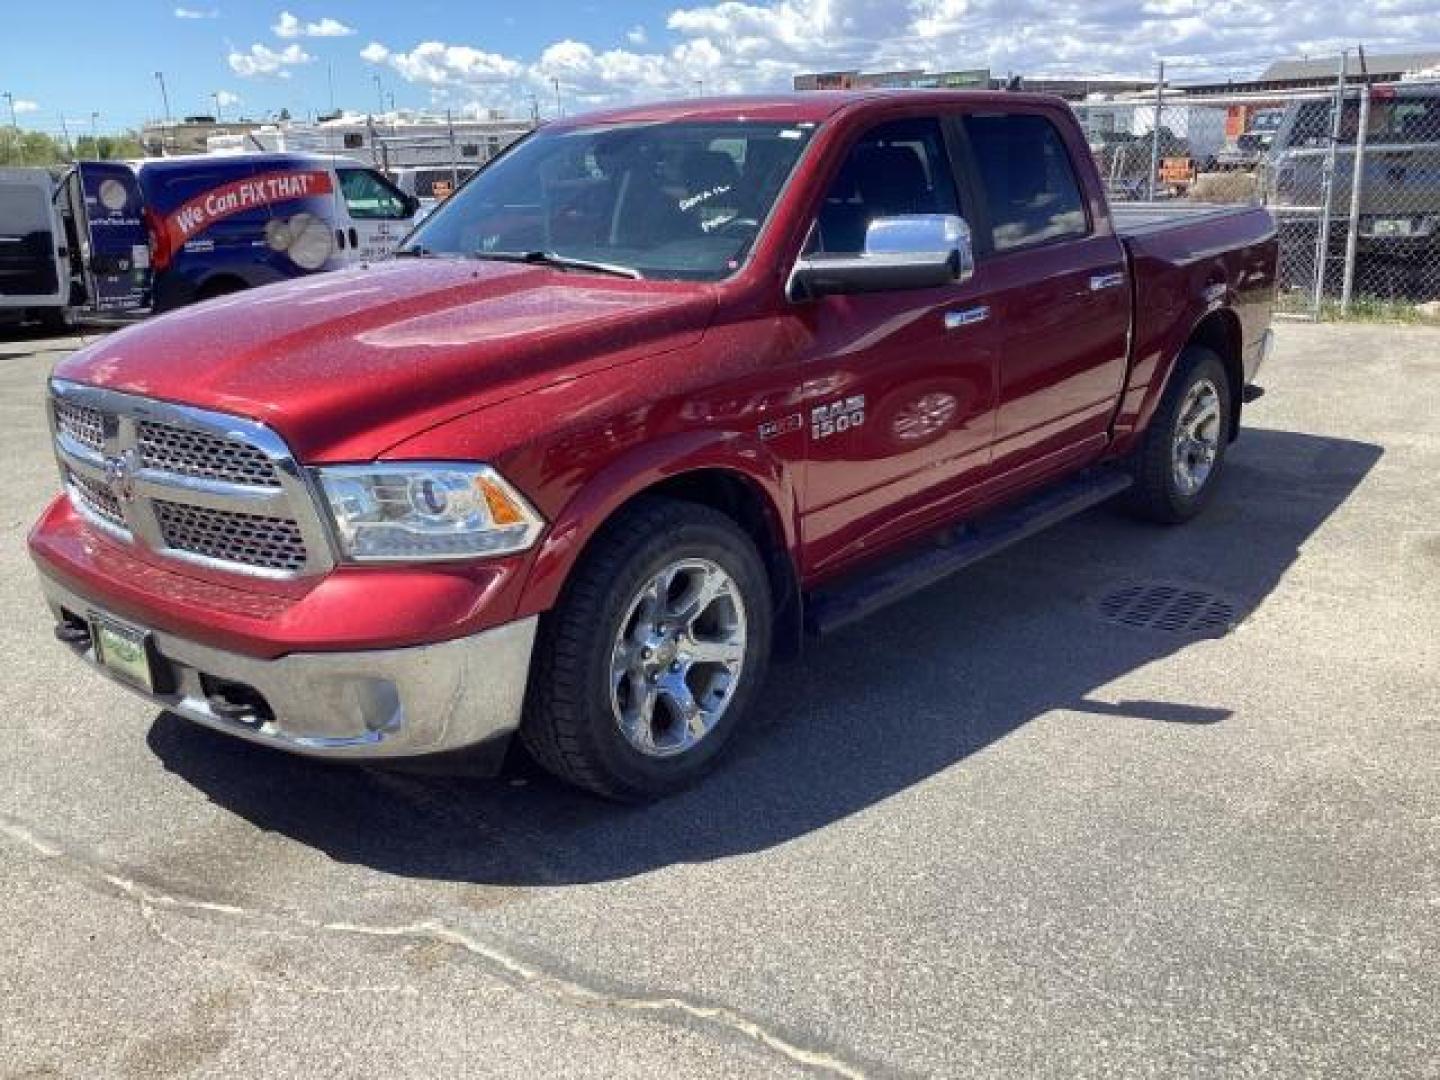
[51,153,420,314]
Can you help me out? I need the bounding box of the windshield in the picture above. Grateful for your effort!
[400,120,816,281]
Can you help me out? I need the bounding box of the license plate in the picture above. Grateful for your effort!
[90,615,155,692]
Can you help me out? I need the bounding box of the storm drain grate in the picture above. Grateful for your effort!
[1098,584,1239,636]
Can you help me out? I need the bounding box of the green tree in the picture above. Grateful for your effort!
[0,128,147,165]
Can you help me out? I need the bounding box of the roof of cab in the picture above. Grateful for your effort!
[553,90,1071,128]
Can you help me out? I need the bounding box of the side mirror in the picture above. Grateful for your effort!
[789,214,975,301]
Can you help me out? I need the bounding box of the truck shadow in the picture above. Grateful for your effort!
[147,427,1381,887]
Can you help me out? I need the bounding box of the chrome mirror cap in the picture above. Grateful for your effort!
[863,213,975,283]
[789,213,975,300]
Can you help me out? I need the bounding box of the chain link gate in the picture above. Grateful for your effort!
[1075,80,1440,320]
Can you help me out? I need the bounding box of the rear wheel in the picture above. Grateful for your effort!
[520,498,773,801]
[1124,346,1232,523]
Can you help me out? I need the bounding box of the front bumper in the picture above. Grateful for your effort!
[39,570,537,769]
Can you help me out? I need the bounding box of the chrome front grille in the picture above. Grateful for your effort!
[54,398,105,453]
[67,469,127,530]
[153,501,309,572]
[138,420,282,488]
[49,381,334,579]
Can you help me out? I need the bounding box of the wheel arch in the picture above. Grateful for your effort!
[1185,307,1245,441]
[517,434,803,656]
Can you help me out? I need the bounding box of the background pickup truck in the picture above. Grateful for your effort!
[30,91,1277,801]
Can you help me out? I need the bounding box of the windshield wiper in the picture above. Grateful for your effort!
[471,250,642,280]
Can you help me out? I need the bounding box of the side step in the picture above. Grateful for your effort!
[805,467,1134,636]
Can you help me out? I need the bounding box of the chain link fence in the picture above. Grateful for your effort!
[1075,82,1440,320]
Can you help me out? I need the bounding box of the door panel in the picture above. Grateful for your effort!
[0,175,62,300]
[983,235,1131,473]
[336,168,413,263]
[794,284,1001,573]
[75,162,151,313]
[791,116,1001,576]
[959,111,1132,481]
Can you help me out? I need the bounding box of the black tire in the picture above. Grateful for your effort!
[520,497,773,801]
[196,277,247,303]
[34,308,75,335]
[1123,345,1233,524]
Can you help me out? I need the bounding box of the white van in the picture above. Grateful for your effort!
[0,168,73,330]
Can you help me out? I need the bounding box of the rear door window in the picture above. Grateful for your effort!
[963,113,1088,252]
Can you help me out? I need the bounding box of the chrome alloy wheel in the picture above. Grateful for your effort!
[1172,378,1223,498]
[609,558,747,758]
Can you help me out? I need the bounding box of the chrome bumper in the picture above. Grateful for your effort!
[39,572,537,766]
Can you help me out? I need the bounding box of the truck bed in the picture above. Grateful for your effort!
[1111,201,1261,237]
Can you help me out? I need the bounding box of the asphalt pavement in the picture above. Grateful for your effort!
[1,320,1436,1078]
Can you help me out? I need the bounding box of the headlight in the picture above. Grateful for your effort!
[315,463,544,561]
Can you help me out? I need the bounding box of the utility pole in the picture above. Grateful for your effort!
[153,71,172,121]
[1148,60,1164,201]
[446,107,459,189]
[58,113,73,158]
[154,71,172,157]
[527,93,540,127]
[2,92,16,164]
[327,62,335,114]
[552,77,562,119]
[211,92,222,121]
[373,74,384,114]
[694,79,704,97]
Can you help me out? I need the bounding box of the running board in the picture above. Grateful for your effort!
[805,468,1134,636]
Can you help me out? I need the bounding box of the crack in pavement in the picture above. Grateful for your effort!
[1,813,868,1078]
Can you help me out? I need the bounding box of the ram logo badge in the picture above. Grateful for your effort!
[811,396,865,440]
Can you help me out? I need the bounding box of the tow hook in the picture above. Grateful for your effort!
[54,620,91,647]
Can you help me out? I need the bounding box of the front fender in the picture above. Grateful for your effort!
[516,427,798,615]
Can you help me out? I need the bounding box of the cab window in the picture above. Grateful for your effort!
[963,113,1088,252]
[338,168,410,220]
[811,117,962,255]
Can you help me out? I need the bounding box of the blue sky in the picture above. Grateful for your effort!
[4,1,1438,138]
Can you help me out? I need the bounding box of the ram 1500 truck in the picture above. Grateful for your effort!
[30,92,1277,800]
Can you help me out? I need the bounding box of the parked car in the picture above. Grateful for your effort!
[1266,83,1440,297]
[1215,108,1283,169]
[30,92,1276,800]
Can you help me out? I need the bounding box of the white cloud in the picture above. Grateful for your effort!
[227,41,314,78]
[366,40,524,86]
[273,11,354,38]
[12,99,39,115]
[214,90,242,108]
[174,5,218,17]
[355,0,1440,114]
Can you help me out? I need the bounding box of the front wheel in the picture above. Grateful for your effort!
[520,498,773,801]
[1123,345,1232,523]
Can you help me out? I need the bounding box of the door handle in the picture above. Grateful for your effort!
[944,306,989,330]
[1090,271,1126,291]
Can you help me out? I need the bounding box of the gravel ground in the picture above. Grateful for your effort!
[0,320,1436,1079]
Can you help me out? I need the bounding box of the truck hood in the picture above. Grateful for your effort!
[55,259,718,461]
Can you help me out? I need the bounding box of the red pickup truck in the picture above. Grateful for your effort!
[30,92,1276,800]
